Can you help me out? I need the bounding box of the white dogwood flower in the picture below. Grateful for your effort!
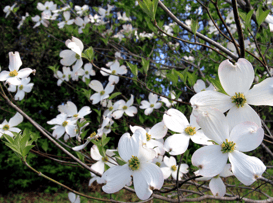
[8,77,34,100]
[161,156,189,180]
[0,112,23,137]
[112,95,137,119]
[140,93,162,115]
[89,80,114,104]
[101,60,127,84]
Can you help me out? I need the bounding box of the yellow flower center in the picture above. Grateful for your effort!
[62,121,68,127]
[171,165,177,171]
[109,106,113,111]
[146,133,151,141]
[128,155,140,171]
[231,92,247,108]
[102,156,109,162]
[73,114,78,117]
[156,162,161,167]
[221,139,236,153]
[184,126,196,136]
[123,106,128,110]
[19,85,24,90]
[100,90,105,95]
[90,132,97,138]
[111,70,116,74]
[3,124,10,131]
[150,104,154,108]
[9,70,18,77]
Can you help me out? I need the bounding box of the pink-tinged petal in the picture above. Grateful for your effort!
[161,167,172,179]
[229,151,266,185]
[219,59,254,95]
[118,132,139,162]
[102,165,132,193]
[0,71,10,81]
[209,177,226,197]
[149,122,168,139]
[196,108,229,144]
[192,145,228,177]
[219,164,233,178]
[154,102,162,109]
[246,78,273,106]
[190,90,233,113]
[78,106,91,118]
[9,52,22,71]
[164,134,190,155]
[91,145,102,161]
[133,163,164,200]
[230,121,264,152]
[227,104,261,130]
[194,79,206,93]
[9,112,23,127]
[163,108,189,133]
[52,126,65,139]
[125,106,137,117]
[90,93,101,104]
[100,67,111,76]
[144,108,153,115]
[149,93,158,104]
[15,91,25,100]
[89,80,103,92]
[91,160,105,174]
[112,110,124,119]
[191,130,212,145]
[140,100,150,109]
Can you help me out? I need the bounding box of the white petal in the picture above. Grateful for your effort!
[227,104,261,130]
[105,83,115,94]
[0,71,9,81]
[219,164,233,177]
[78,106,91,118]
[191,130,212,145]
[112,110,124,119]
[196,108,229,144]
[91,161,105,174]
[190,91,233,113]
[89,80,103,92]
[118,132,139,162]
[17,68,33,78]
[229,151,266,185]
[219,59,254,96]
[191,145,228,177]
[161,167,172,179]
[15,91,25,100]
[125,106,137,117]
[140,100,150,109]
[9,112,23,127]
[91,145,102,161]
[68,192,76,202]
[246,78,273,106]
[149,122,168,139]
[179,163,189,174]
[52,126,65,139]
[9,52,22,71]
[133,163,164,200]
[209,177,226,197]
[65,101,77,116]
[102,165,132,193]
[230,121,263,152]
[164,134,190,155]
[90,93,101,104]
[163,108,189,133]
[126,94,134,106]
[149,93,158,104]
[194,79,206,93]
[71,36,84,52]
[101,67,111,76]
[60,50,76,66]
[144,108,153,115]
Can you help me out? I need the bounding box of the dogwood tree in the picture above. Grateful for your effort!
[0,0,273,202]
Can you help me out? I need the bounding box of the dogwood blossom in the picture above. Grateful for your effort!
[81,63,95,82]
[160,91,182,107]
[190,58,273,129]
[37,1,57,16]
[32,14,49,28]
[58,11,74,29]
[54,66,71,86]
[112,95,137,119]
[161,156,189,180]
[140,93,162,115]
[101,60,127,84]
[0,112,23,137]
[0,52,34,85]
[8,77,34,100]
[3,3,17,18]
[17,12,29,29]
[75,16,90,34]
[101,131,164,200]
[89,80,114,104]
[58,101,91,120]
[75,5,89,16]
[117,12,132,21]
[191,108,266,185]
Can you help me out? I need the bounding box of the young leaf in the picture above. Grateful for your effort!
[141,58,150,74]
[191,19,199,36]
[82,47,94,62]
[108,92,122,100]
[126,62,138,76]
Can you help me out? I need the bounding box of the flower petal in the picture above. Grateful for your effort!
[9,52,22,71]
[164,134,190,155]
[9,112,23,127]
[118,132,139,162]
[89,80,103,92]
[209,177,226,197]
[163,108,189,133]
[149,122,168,139]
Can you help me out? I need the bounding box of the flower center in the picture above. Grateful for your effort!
[3,124,10,131]
[90,132,97,138]
[123,106,128,110]
[19,85,24,90]
[85,71,89,75]
[150,104,154,108]
[221,139,236,153]
[62,75,66,78]
[156,162,161,167]
[62,121,68,127]
[100,90,105,95]
[111,70,116,74]
[184,126,196,136]
[146,133,151,141]
[109,106,113,111]
[75,53,81,60]
[231,92,247,108]
[171,165,177,171]
[128,155,140,171]
[102,156,109,162]
[73,114,78,117]
[9,70,18,77]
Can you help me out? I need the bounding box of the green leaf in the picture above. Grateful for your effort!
[174,70,185,82]
[208,76,227,95]
[187,72,197,87]
[141,58,150,74]
[41,140,48,152]
[3,134,14,144]
[101,134,111,146]
[75,152,85,162]
[245,10,254,29]
[101,37,108,45]
[22,145,34,157]
[82,47,94,62]
[191,19,199,36]
[166,69,178,86]
[126,62,138,76]
[116,157,126,166]
[81,88,92,99]
[258,10,270,26]
[108,92,122,100]
[5,142,21,155]
[239,11,246,21]
[47,65,58,74]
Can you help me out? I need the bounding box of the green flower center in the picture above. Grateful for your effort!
[184,126,196,136]
[150,104,154,108]
[221,139,236,153]
[62,121,68,127]
[146,133,151,141]
[9,70,18,77]
[100,90,105,95]
[73,114,78,117]
[156,162,161,167]
[171,165,177,171]
[75,53,81,60]
[62,75,66,78]
[3,124,9,131]
[123,106,128,110]
[232,92,247,108]
[19,85,24,90]
[102,156,109,162]
[128,155,140,171]
[109,106,113,111]
[46,6,49,10]
[111,70,116,74]
[85,71,89,75]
